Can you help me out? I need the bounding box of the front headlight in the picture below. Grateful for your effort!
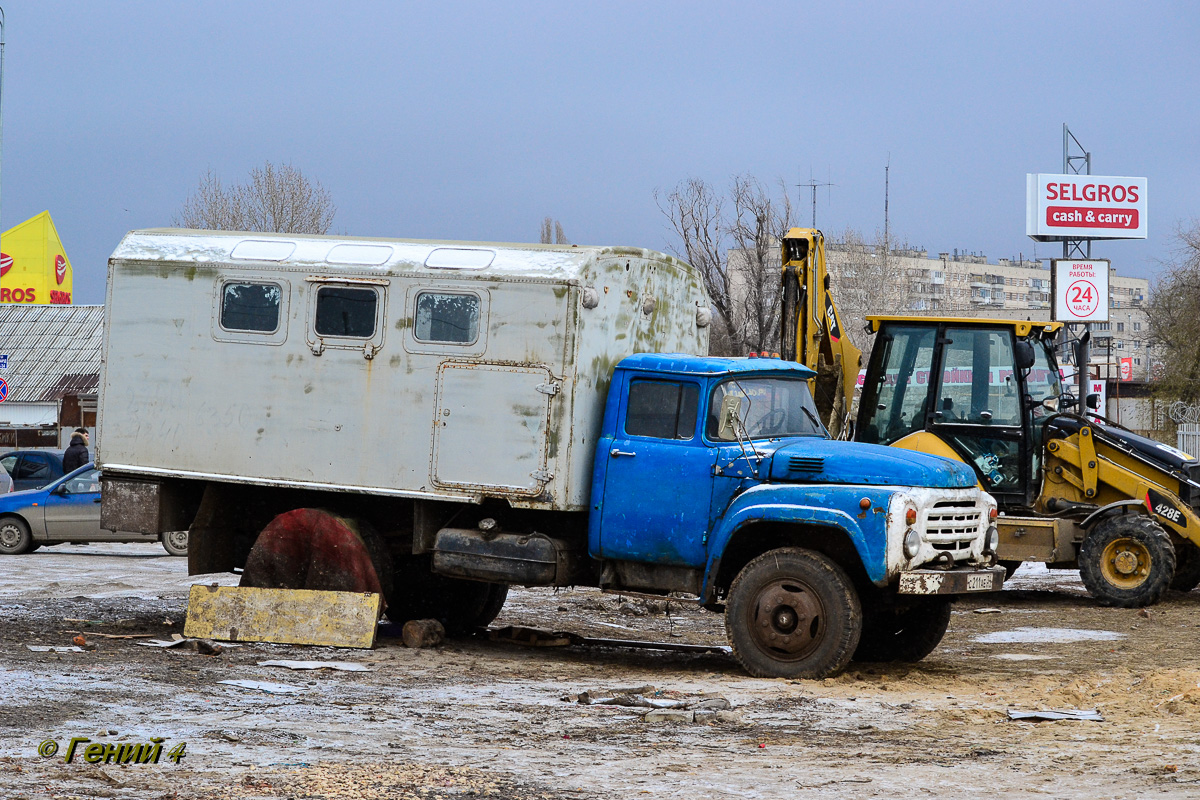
[984,525,999,555]
[903,528,921,559]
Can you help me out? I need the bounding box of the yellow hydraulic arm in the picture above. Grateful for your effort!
[780,228,862,439]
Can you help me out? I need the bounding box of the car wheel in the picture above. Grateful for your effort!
[0,517,32,555]
[161,530,189,556]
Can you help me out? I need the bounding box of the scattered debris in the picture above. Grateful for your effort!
[65,631,155,639]
[401,619,446,649]
[973,627,1125,644]
[137,635,227,654]
[643,708,694,723]
[488,625,730,655]
[1154,684,1200,708]
[974,607,1002,614]
[994,654,1056,661]
[218,679,304,695]
[26,645,84,653]
[1007,708,1104,722]
[489,626,573,647]
[258,660,373,672]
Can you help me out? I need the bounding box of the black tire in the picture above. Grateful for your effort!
[999,560,1023,580]
[161,530,189,557]
[853,597,952,663]
[1078,514,1175,608]
[0,516,31,555]
[388,555,507,635]
[1170,540,1200,593]
[725,547,861,679]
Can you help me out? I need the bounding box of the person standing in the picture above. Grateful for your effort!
[63,428,90,472]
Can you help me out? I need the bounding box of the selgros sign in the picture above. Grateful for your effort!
[1026,173,1147,241]
[1052,259,1109,323]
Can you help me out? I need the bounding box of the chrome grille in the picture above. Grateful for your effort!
[923,499,982,555]
[788,455,825,471]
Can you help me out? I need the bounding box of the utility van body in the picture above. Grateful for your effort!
[99,229,1001,678]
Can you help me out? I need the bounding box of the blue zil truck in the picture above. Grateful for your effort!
[98,231,1002,678]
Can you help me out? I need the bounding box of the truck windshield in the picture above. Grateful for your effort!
[707,377,825,441]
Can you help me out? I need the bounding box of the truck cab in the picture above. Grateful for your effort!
[586,353,1001,677]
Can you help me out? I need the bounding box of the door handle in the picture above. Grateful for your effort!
[610,449,637,457]
[93,498,102,503]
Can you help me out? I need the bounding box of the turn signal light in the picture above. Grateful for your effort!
[905,507,917,526]
[989,507,999,521]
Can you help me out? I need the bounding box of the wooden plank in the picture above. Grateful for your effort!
[183,585,381,649]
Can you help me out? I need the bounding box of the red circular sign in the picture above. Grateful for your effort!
[1066,279,1099,317]
[0,253,11,278]
[55,255,67,285]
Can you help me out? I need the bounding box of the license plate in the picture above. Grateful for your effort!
[966,573,994,591]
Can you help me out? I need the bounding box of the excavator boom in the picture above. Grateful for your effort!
[780,228,861,438]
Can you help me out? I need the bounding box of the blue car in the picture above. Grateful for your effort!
[0,463,188,556]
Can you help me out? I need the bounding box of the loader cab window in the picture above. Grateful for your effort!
[220,283,282,333]
[625,380,699,440]
[315,287,378,338]
[414,292,480,344]
[858,326,937,445]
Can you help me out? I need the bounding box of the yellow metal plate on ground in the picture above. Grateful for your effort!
[183,585,382,649]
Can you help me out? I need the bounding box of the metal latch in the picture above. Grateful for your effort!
[363,342,379,360]
[311,340,325,356]
[535,381,561,396]
[531,468,554,482]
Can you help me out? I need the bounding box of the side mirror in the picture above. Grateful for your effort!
[1085,393,1101,411]
[1014,340,1036,372]
[717,395,744,442]
[1059,393,1078,410]
[51,485,68,496]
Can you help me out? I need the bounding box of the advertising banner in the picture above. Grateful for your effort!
[1052,259,1109,323]
[0,211,73,304]
[1119,357,1133,381]
[1026,173,1147,241]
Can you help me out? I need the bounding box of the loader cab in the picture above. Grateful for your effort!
[856,317,1065,509]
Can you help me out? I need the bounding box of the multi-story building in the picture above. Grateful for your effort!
[823,242,1153,382]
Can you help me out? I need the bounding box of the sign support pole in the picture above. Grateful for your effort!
[1063,123,1092,405]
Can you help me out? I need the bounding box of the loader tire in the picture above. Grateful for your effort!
[1170,540,1200,593]
[725,547,861,679]
[854,597,952,663]
[1078,514,1175,608]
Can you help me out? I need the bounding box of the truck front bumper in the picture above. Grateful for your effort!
[897,565,1004,595]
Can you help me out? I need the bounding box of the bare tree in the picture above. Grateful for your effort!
[174,161,336,234]
[540,217,570,244]
[657,176,793,355]
[824,227,918,352]
[1147,220,1200,403]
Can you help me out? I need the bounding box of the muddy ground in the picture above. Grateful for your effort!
[1,544,1199,799]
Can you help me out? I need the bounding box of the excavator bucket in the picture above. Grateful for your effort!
[780,228,862,438]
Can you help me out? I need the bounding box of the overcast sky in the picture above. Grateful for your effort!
[1,1,1195,303]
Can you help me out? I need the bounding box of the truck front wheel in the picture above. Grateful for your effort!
[725,547,861,679]
[1078,514,1175,607]
[853,597,952,663]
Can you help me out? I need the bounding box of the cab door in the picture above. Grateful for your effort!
[597,377,714,567]
[43,468,103,541]
[928,327,1027,505]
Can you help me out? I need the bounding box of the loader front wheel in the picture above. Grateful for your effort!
[1079,514,1175,608]
[1170,540,1200,593]
[725,547,861,679]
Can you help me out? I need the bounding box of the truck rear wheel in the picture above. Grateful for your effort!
[389,555,508,635]
[725,547,861,679]
[1170,540,1200,593]
[853,597,952,663]
[1078,514,1175,607]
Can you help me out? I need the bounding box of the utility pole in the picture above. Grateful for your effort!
[883,159,890,275]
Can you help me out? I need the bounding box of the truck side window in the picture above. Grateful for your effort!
[315,287,378,338]
[625,380,699,440]
[221,283,281,333]
[415,292,480,344]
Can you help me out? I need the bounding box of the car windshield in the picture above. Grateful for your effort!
[707,377,826,441]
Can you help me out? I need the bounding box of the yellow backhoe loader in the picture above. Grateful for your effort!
[781,227,1200,607]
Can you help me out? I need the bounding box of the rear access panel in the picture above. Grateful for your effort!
[432,362,555,496]
[998,517,1077,563]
